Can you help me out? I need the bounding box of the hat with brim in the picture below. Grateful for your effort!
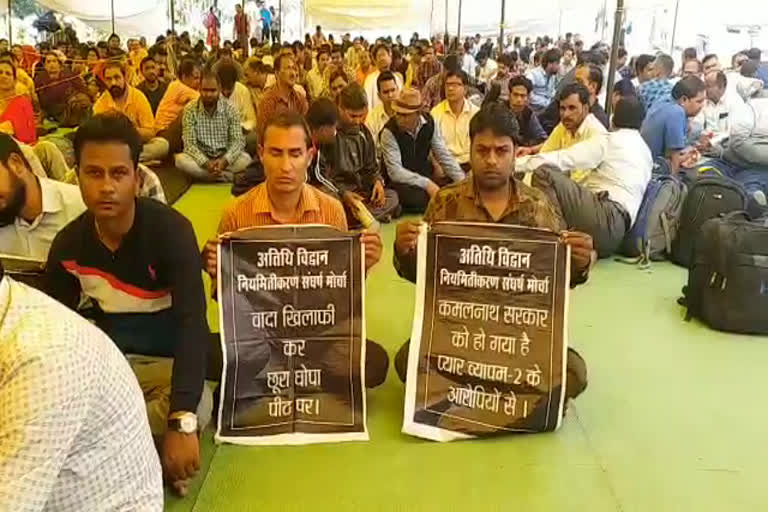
[392,88,422,114]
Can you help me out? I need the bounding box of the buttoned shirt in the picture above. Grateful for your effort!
[518,129,653,224]
[394,176,566,282]
[93,86,156,136]
[637,78,674,113]
[256,83,309,135]
[218,183,348,234]
[0,178,85,260]
[526,66,558,111]
[0,277,163,512]
[225,81,257,132]
[540,114,608,183]
[182,97,245,166]
[430,99,479,164]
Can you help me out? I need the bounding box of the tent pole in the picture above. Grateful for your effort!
[444,0,448,38]
[7,0,11,46]
[669,0,680,55]
[170,0,175,33]
[110,0,115,34]
[605,0,624,117]
[457,0,462,42]
[278,0,282,43]
[499,0,505,52]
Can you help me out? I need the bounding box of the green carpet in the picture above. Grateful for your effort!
[169,184,768,511]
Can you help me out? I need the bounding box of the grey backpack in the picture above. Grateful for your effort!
[620,175,688,262]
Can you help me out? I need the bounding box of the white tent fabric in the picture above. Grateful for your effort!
[36,0,168,38]
[304,0,432,40]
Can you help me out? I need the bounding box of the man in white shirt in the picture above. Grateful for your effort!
[0,135,85,260]
[697,70,748,158]
[476,50,498,86]
[430,69,479,171]
[0,271,163,511]
[458,41,476,78]
[365,70,400,141]
[517,97,652,258]
[217,61,257,132]
[364,43,404,110]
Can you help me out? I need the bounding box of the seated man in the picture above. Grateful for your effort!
[0,266,163,510]
[430,69,479,172]
[380,87,465,213]
[201,112,388,388]
[137,56,169,115]
[365,70,400,141]
[316,83,400,224]
[0,134,84,260]
[517,97,653,258]
[154,57,202,154]
[574,64,609,128]
[34,51,89,124]
[506,76,548,151]
[257,54,309,131]
[522,83,608,183]
[176,69,251,182]
[698,70,748,159]
[45,113,211,497]
[526,48,561,113]
[217,61,256,133]
[637,53,675,113]
[243,57,270,109]
[94,61,169,163]
[640,76,707,173]
[392,104,591,402]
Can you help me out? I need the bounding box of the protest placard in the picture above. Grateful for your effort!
[216,225,367,445]
[403,222,570,441]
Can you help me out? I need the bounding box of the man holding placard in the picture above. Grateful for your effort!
[393,104,593,439]
[202,112,388,389]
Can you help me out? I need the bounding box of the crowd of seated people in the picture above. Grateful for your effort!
[4,25,768,508]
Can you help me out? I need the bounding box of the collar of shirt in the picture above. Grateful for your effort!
[196,97,225,116]
[573,113,599,138]
[17,178,65,230]
[439,98,473,118]
[252,183,321,222]
[460,175,522,219]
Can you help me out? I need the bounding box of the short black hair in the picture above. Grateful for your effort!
[635,54,654,75]
[200,67,219,85]
[469,103,520,143]
[702,53,718,66]
[179,57,201,79]
[558,82,590,105]
[580,64,603,92]
[216,62,239,90]
[376,70,397,92]
[618,47,628,59]
[306,98,338,129]
[339,82,368,110]
[316,44,330,58]
[372,43,390,59]
[0,133,30,170]
[612,97,645,130]
[612,77,636,97]
[709,70,727,89]
[508,75,533,93]
[444,69,468,85]
[74,113,142,169]
[261,111,312,148]
[671,75,706,101]
[542,48,561,66]
[741,60,758,77]
[682,47,697,60]
[140,56,155,70]
[746,47,761,61]
[102,60,125,77]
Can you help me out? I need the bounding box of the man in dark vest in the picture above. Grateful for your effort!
[380,87,465,212]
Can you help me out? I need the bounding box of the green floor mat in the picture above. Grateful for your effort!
[171,184,768,512]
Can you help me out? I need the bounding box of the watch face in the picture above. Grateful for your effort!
[180,415,198,433]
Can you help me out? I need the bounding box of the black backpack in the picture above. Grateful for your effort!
[680,212,768,334]
[671,176,748,268]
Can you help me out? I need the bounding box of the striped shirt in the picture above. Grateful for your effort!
[218,183,348,234]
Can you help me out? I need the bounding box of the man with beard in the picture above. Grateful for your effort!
[94,61,170,163]
[0,134,84,260]
[137,56,169,115]
[392,104,591,402]
[176,70,251,182]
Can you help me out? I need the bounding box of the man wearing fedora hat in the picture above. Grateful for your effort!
[380,87,465,213]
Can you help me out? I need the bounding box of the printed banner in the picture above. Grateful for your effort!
[403,222,570,442]
[216,225,368,445]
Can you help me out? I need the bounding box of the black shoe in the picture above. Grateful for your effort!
[365,339,390,388]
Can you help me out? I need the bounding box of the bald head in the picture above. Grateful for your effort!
[705,70,727,104]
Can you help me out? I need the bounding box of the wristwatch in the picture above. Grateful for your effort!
[168,412,198,434]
